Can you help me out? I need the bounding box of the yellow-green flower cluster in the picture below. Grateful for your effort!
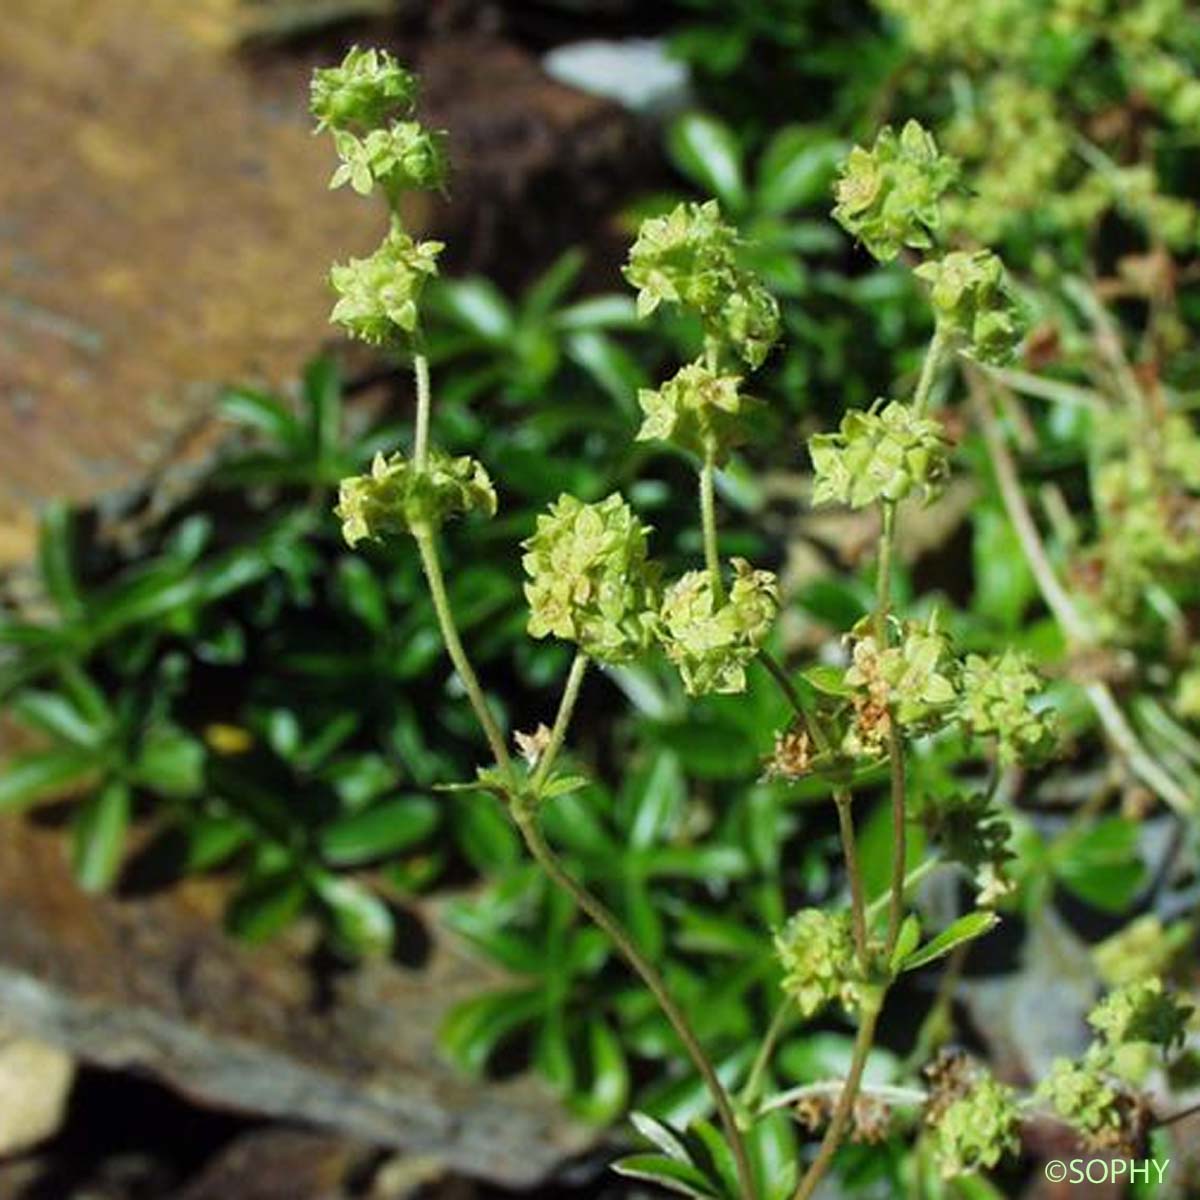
[657,559,778,695]
[624,201,780,367]
[329,224,443,344]
[914,251,1024,364]
[310,46,418,133]
[832,121,959,262]
[926,1074,1021,1179]
[1037,1057,1125,1147]
[842,617,957,756]
[774,909,862,1017]
[636,363,751,463]
[1088,978,1192,1054]
[810,400,949,510]
[330,124,449,198]
[335,450,496,545]
[959,651,1056,766]
[523,494,661,665]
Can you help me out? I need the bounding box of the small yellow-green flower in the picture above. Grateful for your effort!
[624,201,780,368]
[522,493,661,665]
[914,250,1024,364]
[657,559,778,695]
[810,400,949,510]
[636,362,752,462]
[775,908,861,1017]
[959,650,1055,766]
[1038,1056,1124,1146]
[1088,978,1192,1053]
[310,46,418,133]
[330,123,449,197]
[927,1074,1020,1179]
[329,224,443,345]
[832,120,959,262]
[335,450,495,545]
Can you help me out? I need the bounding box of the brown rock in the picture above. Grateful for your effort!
[0,817,592,1187]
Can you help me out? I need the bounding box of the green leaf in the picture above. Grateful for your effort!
[439,987,544,1075]
[221,386,302,449]
[304,357,341,464]
[565,330,645,413]
[1054,817,1145,913]
[315,875,394,956]
[571,1018,630,1124]
[902,911,999,972]
[12,690,104,748]
[630,1111,690,1162]
[800,664,852,697]
[890,913,922,971]
[973,507,1037,629]
[429,278,513,342]
[336,557,389,634]
[226,870,307,943]
[133,725,205,797]
[0,748,95,811]
[37,501,83,621]
[520,248,585,324]
[687,1119,741,1200]
[555,295,639,332]
[72,779,130,893]
[318,795,438,865]
[756,127,845,215]
[184,815,252,872]
[613,1155,717,1199]
[667,113,747,213]
[625,748,685,849]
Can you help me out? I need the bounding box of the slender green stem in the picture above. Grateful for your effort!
[792,997,882,1200]
[530,650,588,793]
[872,501,907,956]
[414,528,514,781]
[413,349,432,471]
[512,809,757,1200]
[834,792,869,967]
[741,998,792,1108]
[912,325,947,418]
[700,439,725,604]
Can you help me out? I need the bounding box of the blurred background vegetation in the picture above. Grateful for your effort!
[3,0,1200,1196]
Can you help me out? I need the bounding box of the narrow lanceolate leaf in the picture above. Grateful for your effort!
[12,689,104,748]
[0,748,96,812]
[902,911,999,972]
[666,113,747,213]
[890,913,922,972]
[72,779,130,893]
[220,386,303,449]
[612,1154,717,1199]
[37,501,84,621]
[317,795,438,865]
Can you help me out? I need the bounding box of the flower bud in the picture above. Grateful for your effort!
[335,450,496,545]
[657,559,778,695]
[833,120,959,262]
[522,494,661,665]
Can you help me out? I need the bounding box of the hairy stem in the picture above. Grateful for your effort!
[413,528,514,781]
[700,439,725,604]
[512,809,757,1200]
[913,324,947,418]
[530,650,588,793]
[413,349,432,471]
[792,997,882,1200]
